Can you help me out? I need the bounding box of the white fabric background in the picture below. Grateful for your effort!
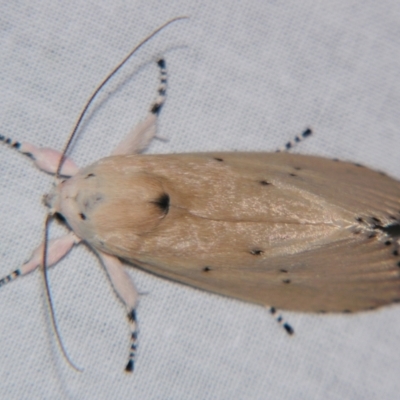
[1,1,400,399]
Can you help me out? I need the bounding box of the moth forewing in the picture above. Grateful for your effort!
[54,152,400,313]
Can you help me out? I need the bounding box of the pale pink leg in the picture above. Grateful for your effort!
[97,251,139,372]
[111,58,168,156]
[0,233,81,288]
[1,135,79,176]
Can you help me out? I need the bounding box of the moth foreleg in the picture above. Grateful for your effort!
[111,58,168,156]
[0,135,78,176]
[0,232,80,288]
[97,251,139,372]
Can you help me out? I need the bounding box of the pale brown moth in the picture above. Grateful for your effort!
[1,17,400,373]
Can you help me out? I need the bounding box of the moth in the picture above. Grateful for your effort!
[1,17,400,373]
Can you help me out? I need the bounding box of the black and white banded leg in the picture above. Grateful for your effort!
[0,134,78,176]
[98,252,139,372]
[269,307,295,336]
[275,128,313,153]
[111,58,168,156]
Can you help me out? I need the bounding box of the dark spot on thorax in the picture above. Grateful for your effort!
[54,212,66,223]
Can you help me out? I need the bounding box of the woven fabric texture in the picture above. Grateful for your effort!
[1,1,399,399]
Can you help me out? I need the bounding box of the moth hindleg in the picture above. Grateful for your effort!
[269,307,295,335]
[275,127,313,153]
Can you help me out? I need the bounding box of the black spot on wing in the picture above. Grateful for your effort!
[380,223,400,238]
[152,193,170,214]
[250,249,263,256]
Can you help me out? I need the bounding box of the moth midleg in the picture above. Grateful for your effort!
[97,251,139,372]
[111,58,168,156]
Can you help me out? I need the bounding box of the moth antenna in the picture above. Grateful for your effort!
[275,127,313,153]
[42,215,83,372]
[56,15,188,178]
[269,307,295,335]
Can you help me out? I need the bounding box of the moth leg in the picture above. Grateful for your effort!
[97,251,139,372]
[275,128,313,153]
[0,232,80,288]
[0,135,79,176]
[269,307,295,335]
[111,58,168,156]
